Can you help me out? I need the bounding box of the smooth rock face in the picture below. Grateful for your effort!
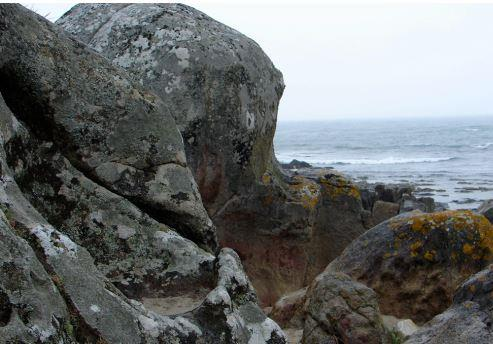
[57,4,368,305]
[0,4,286,343]
[302,271,387,344]
[406,264,493,344]
[328,210,493,324]
[0,3,216,251]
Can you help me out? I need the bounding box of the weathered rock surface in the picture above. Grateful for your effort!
[58,4,368,304]
[371,200,400,227]
[479,199,493,224]
[0,4,285,343]
[327,210,493,324]
[381,315,419,341]
[270,288,307,329]
[406,264,493,344]
[281,160,312,170]
[302,271,387,344]
[57,3,284,218]
[0,3,216,252]
[3,94,215,299]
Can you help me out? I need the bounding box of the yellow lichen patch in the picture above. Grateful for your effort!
[319,174,360,199]
[261,173,272,185]
[288,176,321,210]
[463,243,474,255]
[477,216,493,259]
[392,210,493,262]
[424,250,436,261]
[410,241,423,257]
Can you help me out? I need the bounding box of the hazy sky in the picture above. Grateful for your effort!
[22,1,493,121]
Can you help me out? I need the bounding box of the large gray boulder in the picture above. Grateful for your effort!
[0,4,286,343]
[57,3,368,305]
[57,3,284,216]
[0,3,216,251]
[406,264,493,344]
[302,271,388,344]
[2,93,215,299]
[327,210,493,324]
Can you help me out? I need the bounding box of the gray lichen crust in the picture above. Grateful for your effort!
[58,4,370,306]
[0,4,285,343]
[57,3,285,216]
[0,3,217,252]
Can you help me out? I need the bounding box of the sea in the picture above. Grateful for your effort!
[274,116,493,210]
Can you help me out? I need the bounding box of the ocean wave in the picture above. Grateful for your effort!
[472,142,493,150]
[278,156,457,165]
[464,128,480,132]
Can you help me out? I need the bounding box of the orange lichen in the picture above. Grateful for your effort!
[261,173,272,185]
[319,174,360,199]
[463,243,474,255]
[410,241,423,257]
[424,250,436,261]
[391,210,493,262]
[288,176,321,210]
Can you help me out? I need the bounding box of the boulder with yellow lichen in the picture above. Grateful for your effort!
[326,210,493,325]
[212,169,367,306]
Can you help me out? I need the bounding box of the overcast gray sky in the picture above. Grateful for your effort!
[23,1,493,121]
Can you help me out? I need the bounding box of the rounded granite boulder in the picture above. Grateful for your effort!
[327,210,493,324]
[57,3,285,215]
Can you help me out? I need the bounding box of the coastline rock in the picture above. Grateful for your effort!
[0,4,286,343]
[371,200,400,226]
[57,4,367,304]
[281,160,313,170]
[2,95,215,299]
[327,210,493,324]
[479,199,493,224]
[0,3,216,252]
[406,264,493,343]
[57,3,284,218]
[302,271,387,344]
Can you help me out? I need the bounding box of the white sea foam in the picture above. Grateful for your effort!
[472,142,493,150]
[278,156,456,165]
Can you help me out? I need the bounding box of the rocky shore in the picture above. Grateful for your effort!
[0,3,492,343]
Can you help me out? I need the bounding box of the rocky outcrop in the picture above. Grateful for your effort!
[0,3,216,252]
[281,160,312,170]
[479,199,493,224]
[57,3,284,217]
[371,200,400,227]
[58,3,368,305]
[302,271,388,344]
[0,4,285,343]
[327,210,493,324]
[406,264,493,343]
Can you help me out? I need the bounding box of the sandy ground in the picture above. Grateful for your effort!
[142,288,211,315]
[283,328,303,344]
